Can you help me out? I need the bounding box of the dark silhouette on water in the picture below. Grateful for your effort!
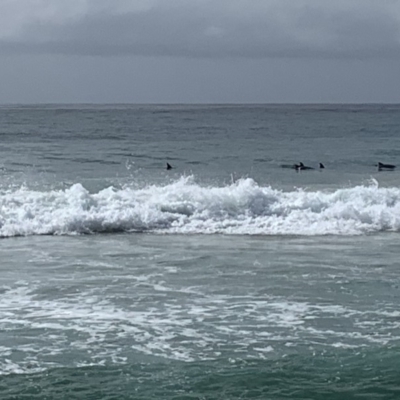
[166,163,173,170]
[377,162,395,171]
[296,162,314,171]
[281,162,324,171]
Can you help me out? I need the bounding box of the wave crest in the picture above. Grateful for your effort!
[1,177,400,237]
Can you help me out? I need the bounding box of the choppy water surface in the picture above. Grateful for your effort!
[1,105,400,398]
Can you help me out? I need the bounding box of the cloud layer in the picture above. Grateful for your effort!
[1,0,400,59]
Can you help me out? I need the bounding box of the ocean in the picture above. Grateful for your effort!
[1,104,400,399]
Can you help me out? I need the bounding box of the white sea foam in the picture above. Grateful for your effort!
[1,176,400,237]
[1,278,400,375]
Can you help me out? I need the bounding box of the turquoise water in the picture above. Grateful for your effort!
[1,105,400,398]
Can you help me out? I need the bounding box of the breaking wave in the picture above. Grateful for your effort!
[1,176,400,237]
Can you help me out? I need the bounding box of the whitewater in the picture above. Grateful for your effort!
[1,176,400,237]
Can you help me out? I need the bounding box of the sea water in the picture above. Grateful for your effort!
[0,104,400,399]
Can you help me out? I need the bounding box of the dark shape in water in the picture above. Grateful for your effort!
[377,162,396,171]
[296,162,314,171]
[166,162,173,170]
[281,162,324,170]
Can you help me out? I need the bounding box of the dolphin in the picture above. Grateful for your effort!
[296,162,314,171]
[377,162,395,171]
[282,162,323,170]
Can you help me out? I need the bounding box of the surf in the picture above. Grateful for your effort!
[1,176,400,237]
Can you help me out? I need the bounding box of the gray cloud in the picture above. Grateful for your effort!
[1,0,400,59]
[2,1,400,104]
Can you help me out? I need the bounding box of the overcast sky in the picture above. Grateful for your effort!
[1,0,400,103]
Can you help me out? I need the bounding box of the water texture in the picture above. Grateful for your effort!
[0,104,400,399]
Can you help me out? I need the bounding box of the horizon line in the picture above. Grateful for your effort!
[1,102,400,106]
